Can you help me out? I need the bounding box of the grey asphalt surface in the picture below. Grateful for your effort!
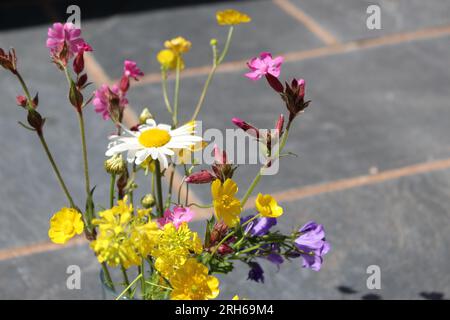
[1,0,450,299]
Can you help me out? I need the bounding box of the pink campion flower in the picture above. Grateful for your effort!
[46,22,89,57]
[245,52,284,80]
[157,206,194,229]
[93,84,128,120]
[123,60,144,80]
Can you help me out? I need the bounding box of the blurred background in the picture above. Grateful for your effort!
[1,0,450,299]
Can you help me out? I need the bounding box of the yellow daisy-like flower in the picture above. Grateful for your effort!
[164,36,191,55]
[48,208,84,244]
[170,258,220,300]
[152,222,203,278]
[216,9,251,26]
[211,178,242,227]
[255,193,283,218]
[157,49,185,70]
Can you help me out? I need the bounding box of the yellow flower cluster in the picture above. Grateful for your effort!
[152,222,202,278]
[157,36,191,70]
[149,222,219,300]
[170,258,220,300]
[211,178,242,227]
[90,197,159,269]
[216,9,251,26]
[48,207,84,244]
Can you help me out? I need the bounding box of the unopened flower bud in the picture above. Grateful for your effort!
[185,170,215,184]
[218,243,234,255]
[232,117,259,138]
[16,95,27,108]
[141,193,156,209]
[73,51,84,74]
[0,48,17,74]
[119,74,130,93]
[139,108,153,124]
[104,154,126,175]
[275,114,284,135]
[210,38,218,46]
[214,144,228,164]
[27,109,45,134]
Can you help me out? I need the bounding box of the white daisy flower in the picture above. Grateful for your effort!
[105,119,202,168]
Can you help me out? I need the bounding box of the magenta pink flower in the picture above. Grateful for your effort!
[123,60,144,80]
[245,52,284,80]
[46,23,89,57]
[93,84,128,120]
[157,206,194,229]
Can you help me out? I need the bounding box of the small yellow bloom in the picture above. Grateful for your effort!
[164,36,191,55]
[255,193,283,218]
[152,222,203,278]
[90,196,159,268]
[211,179,242,227]
[177,140,208,165]
[216,9,251,26]
[170,258,220,300]
[48,208,84,244]
[157,49,185,70]
[232,295,240,300]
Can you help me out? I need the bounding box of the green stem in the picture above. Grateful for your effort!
[120,266,131,297]
[190,65,217,121]
[237,244,262,255]
[172,56,181,127]
[37,133,76,208]
[154,160,164,217]
[109,174,116,208]
[77,111,91,196]
[101,262,115,291]
[165,164,175,210]
[240,127,291,207]
[218,26,234,64]
[190,27,234,121]
[116,272,141,300]
[161,68,173,115]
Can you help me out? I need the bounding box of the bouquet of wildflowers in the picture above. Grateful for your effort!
[0,9,329,300]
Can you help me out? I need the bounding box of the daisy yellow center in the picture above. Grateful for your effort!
[138,128,171,148]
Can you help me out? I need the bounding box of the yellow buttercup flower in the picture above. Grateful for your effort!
[164,36,191,55]
[170,258,220,300]
[48,207,84,244]
[255,193,283,218]
[216,9,251,26]
[211,178,242,227]
[152,222,203,278]
[157,49,185,70]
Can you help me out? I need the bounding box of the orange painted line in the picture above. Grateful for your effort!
[0,237,86,262]
[134,23,450,86]
[244,157,450,210]
[272,0,339,45]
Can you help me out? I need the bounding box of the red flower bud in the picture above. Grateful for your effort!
[265,73,284,93]
[119,75,130,93]
[16,95,27,108]
[275,114,284,135]
[185,170,215,184]
[73,51,84,74]
[232,117,259,138]
[218,243,234,255]
[214,144,228,164]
